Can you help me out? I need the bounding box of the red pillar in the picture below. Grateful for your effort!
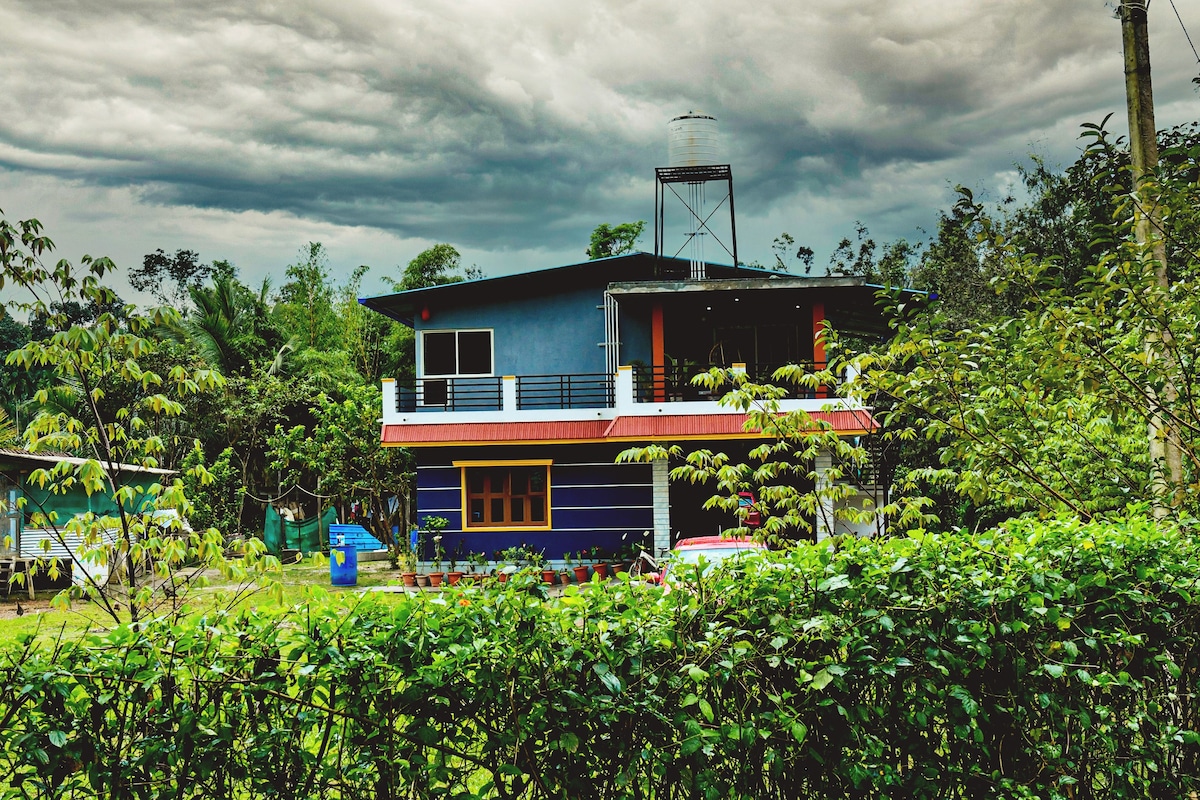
[812,301,827,398]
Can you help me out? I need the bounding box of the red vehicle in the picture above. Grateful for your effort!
[652,535,767,587]
[737,491,761,528]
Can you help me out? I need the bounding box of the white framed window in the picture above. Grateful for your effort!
[421,329,493,377]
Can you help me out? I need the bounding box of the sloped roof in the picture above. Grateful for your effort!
[381,409,875,448]
[358,252,768,326]
[0,447,175,475]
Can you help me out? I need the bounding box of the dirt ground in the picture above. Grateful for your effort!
[0,593,56,620]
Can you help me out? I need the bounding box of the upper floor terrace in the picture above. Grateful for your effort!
[380,361,868,434]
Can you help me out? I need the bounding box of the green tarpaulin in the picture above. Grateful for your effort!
[264,506,337,554]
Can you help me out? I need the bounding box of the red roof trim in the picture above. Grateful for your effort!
[381,410,876,447]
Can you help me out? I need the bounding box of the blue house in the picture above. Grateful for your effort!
[359,253,886,566]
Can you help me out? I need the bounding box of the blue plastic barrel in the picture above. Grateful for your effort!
[330,544,358,586]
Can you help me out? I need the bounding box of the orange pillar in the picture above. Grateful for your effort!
[812,301,827,398]
[652,302,666,402]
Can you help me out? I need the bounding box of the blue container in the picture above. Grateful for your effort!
[330,544,358,586]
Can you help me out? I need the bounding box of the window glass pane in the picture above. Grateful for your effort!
[422,378,447,406]
[490,498,505,522]
[470,499,485,523]
[528,468,546,493]
[509,498,525,523]
[423,332,457,376]
[530,497,545,522]
[510,471,528,495]
[458,331,492,375]
[487,468,507,492]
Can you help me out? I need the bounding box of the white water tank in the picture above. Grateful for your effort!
[667,112,719,167]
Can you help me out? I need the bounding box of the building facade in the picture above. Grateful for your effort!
[361,253,887,565]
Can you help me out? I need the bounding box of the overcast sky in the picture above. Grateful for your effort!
[1,0,1197,301]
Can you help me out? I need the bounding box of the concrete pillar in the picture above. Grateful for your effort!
[814,450,836,542]
[501,375,517,412]
[652,459,671,556]
[615,366,635,414]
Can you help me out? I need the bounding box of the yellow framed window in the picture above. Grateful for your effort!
[461,463,550,529]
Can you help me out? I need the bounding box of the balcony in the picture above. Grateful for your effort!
[384,362,855,426]
[396,373,615,413]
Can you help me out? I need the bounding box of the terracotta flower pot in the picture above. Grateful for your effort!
[401,572,417,587]
[573,565,591,583]
[448,571,464,585]
[428,572,445,587]
[416,573,430,587]
[541,569,557,585]
[594,563,610,580]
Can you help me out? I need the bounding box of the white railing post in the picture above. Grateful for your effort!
[502,376,517,412]
[615,366,635,415]
[381,378,396,421]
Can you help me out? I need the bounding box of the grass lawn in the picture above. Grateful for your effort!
[0,552,410,643]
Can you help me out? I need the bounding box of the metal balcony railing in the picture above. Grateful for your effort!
[516,374,614,410]
[631,361,841,403]
[397,377,504,412]
[392,362,846,413]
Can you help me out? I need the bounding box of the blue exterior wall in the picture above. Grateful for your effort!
[415,284,608,378]
[413,444,654,562]
[619,306,653,366]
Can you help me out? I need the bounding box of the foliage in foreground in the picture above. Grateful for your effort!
[1,513,1197,799]
[1,213,280,624]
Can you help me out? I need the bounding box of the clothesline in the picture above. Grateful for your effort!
[242,483,338,504]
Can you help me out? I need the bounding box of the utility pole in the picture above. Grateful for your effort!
[1119,0,1182,513]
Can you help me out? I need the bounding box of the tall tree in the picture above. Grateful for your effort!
[1,211,277,623]
[587,221,645,260]
[274,242,339,350]
[268,384,415,567]
[396,243,479,291]
[130,248,215,308]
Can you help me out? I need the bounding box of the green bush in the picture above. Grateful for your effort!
[1,513,1197,798]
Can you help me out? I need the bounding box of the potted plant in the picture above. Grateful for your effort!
[448,540,466,585]
[572,551,591,584]
[421,515,449,586]
[589,545,610,580]
[398,540,418,587]
[496,546,525,583]
[465,550,486,581]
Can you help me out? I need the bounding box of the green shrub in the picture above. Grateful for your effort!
[1,512,1197,798]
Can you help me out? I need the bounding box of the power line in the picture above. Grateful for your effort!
[1167,0,1200,66]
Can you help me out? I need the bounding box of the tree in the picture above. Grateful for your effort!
[267,383,415,567]
[762,233,814,273]
[849,123,1200,523]
[587,221,645,260]
[617,366,936,541]
[1,211,278,623]
[130,248,215,308]
[274,242,340,351]
[396,243,480,291]
[337,265,396,385]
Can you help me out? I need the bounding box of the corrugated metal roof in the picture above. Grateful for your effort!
[381,409,875,448]
[603,410,876,439]
[0,448,175,474]
[381,420,612,446]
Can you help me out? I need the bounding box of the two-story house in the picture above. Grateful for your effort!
[360,252,889,566]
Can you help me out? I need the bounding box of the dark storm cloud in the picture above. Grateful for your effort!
[0,0,1196,276]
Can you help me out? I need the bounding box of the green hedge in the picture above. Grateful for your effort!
[1,514,1198,798]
